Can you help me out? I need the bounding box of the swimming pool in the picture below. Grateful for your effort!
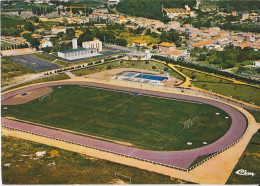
[135,74,168,81]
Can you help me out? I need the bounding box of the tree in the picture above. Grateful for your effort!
[77,29,94,47]
[24,22,35,32]
[146,29,151,35]
[115,38,127,46]
[66,28,75,39]
[198,54,207,61]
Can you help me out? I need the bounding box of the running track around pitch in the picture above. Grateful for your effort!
[1,81,248,169]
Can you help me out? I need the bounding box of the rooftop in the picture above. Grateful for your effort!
[133,39,147,44]
[159,42,175,47]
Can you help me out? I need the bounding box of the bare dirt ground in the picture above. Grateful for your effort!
[84,68,182,86]
[2,87,53,105]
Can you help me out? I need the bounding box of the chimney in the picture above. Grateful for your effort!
[72,38,78,49]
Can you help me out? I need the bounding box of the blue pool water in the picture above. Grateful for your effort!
[124,72,137,77]
[135,74,168,81]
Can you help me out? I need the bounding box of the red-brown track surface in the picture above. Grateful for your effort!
[1,81,247,170]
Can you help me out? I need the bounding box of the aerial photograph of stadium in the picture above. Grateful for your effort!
[1,0,259,185]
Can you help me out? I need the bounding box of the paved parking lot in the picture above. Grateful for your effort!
[10,56,60,72]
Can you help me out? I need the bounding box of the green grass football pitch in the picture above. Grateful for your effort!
[2,85,232,151]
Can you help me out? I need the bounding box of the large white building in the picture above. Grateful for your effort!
[82,38,102,51]
[57,38,102,60]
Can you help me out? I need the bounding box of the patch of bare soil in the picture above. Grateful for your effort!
[2,87,53,105]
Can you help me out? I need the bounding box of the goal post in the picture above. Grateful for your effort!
[184,118,195,129]
[39,94,50,102]
[114,172,132,183]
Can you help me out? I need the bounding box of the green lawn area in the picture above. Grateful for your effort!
[227,132,259,184]
[73,60,185,81]
[1,136,188,184]
[177,67,260,106]
[2,85,231,151]
[1,15,26,29]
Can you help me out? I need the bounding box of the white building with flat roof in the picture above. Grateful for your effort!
[82,38,102,51]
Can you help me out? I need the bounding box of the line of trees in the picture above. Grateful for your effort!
[1,43,29,50]
[31,6,53,16]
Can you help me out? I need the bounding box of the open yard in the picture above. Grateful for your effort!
[177,67,260,106]
[1,136,188,184]
[2,85,231,151]
[73,60,185,81]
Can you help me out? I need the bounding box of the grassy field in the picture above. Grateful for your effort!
[1,58,35,86]
[2,74,70,92]
[1,136,188,184]
[73,60,185,81]
[2,85,231,151]
[1,15,26,29]
[227,132,259,184]
[177,67,260,106]
[246,109,260,123]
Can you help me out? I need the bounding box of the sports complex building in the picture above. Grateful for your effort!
[58,38,102,60]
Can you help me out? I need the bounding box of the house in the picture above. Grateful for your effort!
[82,38,103,51]
[191,40,214,48]
[116,16,126,24]
[253,61,260,67]
[93,24,107,28]
[158,42,176,52]
[16,25,24,29]
[167,21,180,29]
[163,7,194,19]
[132,40,147,48]
[40,39,53,48]
[20,30,30,36]
[51,26,66,34]
[165,50,183,60]
[75,30,83,38]
[107,0,120,5]
[31,34,42,38]
[231,11,238,16]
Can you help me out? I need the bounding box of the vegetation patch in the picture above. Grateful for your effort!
[227,132,260,184]
[177,67,260,106]
[1,136,188,184]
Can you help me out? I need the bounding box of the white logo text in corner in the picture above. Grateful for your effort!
[235,169,255,177]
